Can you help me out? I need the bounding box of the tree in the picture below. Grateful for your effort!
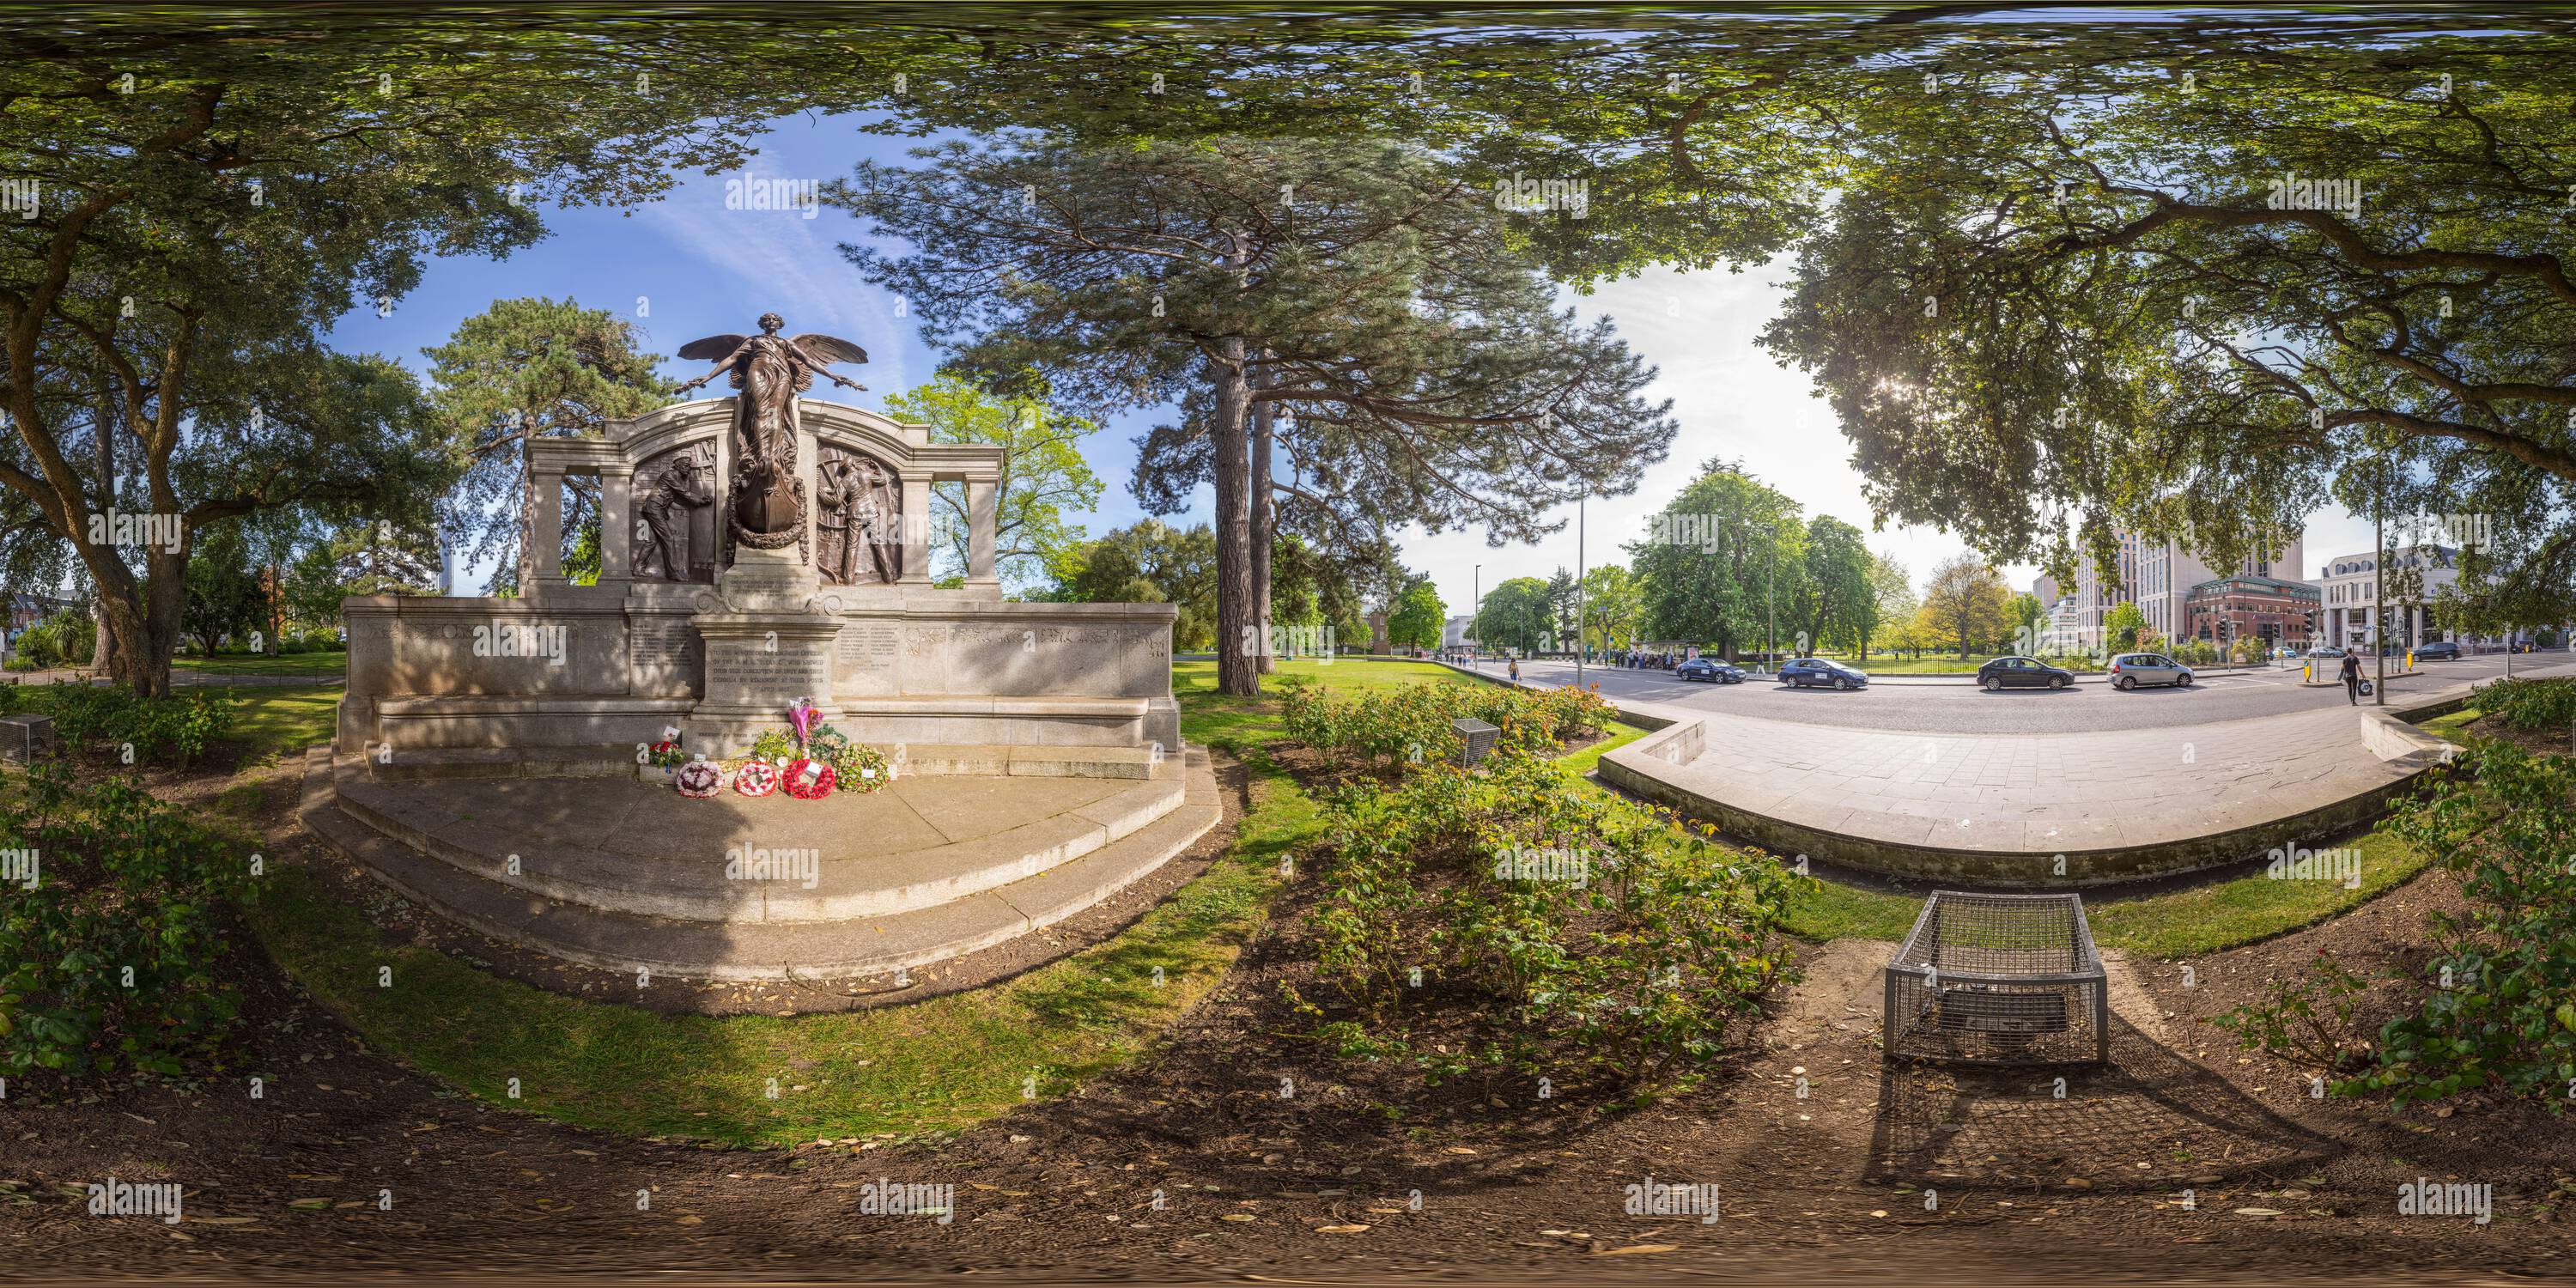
[180,519,264,655]
[1473,578,1554,658]
[841,134,1676,696]
[1864,552,1917,661]
[1543,568,1581,653]
[1761,44,2576,621]
[1921,555,2014,659]
[1793,516,1876,655]
[1579,564,1643,652]
[2007,592,2047,648]
[284,518,441,631]
[1386,580,1446,653]
[2104,600,2149,653]
[1044,520,1218,653]
[1628,461,1806,660]
[0,36,785,696]
[424,299,670,595]
[879,374,1104,594]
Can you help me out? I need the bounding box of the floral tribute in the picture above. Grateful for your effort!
[781,756,836,800]
[732,758,781,798]
[673,759,724,798]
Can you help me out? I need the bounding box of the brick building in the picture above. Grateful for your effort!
[2184,574,2322,650]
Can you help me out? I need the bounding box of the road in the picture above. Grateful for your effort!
[1482,651,2576,735]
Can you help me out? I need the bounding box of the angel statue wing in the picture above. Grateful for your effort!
[791,334,869,368]
[677,334,747,361]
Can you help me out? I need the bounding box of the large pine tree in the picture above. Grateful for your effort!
[837,135,1676,695]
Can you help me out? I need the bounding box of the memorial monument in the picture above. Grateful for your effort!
[307,315,1210,989]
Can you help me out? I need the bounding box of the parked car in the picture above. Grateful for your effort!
[1676,657,1746,683]
[2109,652,2192,690]
[1976,655,2076,691]
[1777,658,1868,690]
[2412,640,2461,661]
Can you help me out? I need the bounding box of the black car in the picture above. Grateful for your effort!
[1777,658,1868,690]
[2412,640,2460,661]
[1676,657,1746,683]
[1976,656,2075,690]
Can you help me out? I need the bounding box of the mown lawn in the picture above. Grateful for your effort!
[212,684,343,762]
[173,649,349,677]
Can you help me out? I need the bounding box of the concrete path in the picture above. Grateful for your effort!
[1473,659,2494,884]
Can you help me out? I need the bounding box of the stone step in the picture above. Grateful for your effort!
[326,758,1191,923]
[356,740,1184,784]
[297,746,1221,982]
[365,744,641,783]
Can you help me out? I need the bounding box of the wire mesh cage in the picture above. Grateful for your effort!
[1884,890,2109,1066]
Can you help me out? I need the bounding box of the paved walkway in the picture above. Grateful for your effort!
[1463,659,2491,882]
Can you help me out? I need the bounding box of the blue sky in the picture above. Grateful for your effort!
[328,109,2378,611]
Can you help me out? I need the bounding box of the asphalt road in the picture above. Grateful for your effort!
[1488,651,2576,735]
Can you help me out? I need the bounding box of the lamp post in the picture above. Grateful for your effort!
[1473,563,1482,669]
[2375,440,2389,706]
[1575,495,1587,688]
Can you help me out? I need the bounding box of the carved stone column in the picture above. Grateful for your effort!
[530,466,564,582]
[965,476,999,589]
[599,466,633,582]
[900,473,933,586]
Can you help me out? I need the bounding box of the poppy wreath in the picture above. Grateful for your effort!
[781,757,836,800]
[732,759,781,798]
[673,760,724,799]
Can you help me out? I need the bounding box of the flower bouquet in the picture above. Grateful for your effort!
[732,758,781,798]
[805,724,893,797]
[673,759,724,799]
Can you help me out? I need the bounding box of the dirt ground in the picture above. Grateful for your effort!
[3,739,2573,1285]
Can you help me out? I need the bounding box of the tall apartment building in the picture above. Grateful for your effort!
[2068,531,2306,652]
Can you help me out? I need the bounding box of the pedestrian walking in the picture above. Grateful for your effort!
[2339,647,2362,704]
[1508,657,1521,684]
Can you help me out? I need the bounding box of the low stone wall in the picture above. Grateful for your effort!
[340,594,1179,758]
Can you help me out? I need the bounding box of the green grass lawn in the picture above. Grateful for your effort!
[210,684,343,763]
[173,649,348,677]
[2415,706,2482,744]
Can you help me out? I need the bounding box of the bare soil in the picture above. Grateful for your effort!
[3,740,2572,1284]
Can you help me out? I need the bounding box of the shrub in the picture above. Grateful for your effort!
[0,762,257,1075]
[2478,677,2576,734]
[1307,751,1797,1084]
[2221,743,2576,1108]
[39,687,234,768]
[1279,678,1614,773]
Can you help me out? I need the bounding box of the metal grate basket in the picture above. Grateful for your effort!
[1884,890,2109,1066]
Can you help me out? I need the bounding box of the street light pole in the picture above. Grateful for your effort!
[1575,495,1587,689]
[2374,446,2388,707]
[1473,563,1482,669]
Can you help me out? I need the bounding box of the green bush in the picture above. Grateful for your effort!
[1279,677,1615,772]
[2478,677,2576,733]
[1306,751,1798,1084]
[2222,743,2576,1108]
[0,762,257,1075]
[10,611,94,670]
[36,687,234,768]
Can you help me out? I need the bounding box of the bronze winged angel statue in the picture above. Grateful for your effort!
[676,313,870,554]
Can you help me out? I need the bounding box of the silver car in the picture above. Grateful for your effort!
[2110,652,2192,690]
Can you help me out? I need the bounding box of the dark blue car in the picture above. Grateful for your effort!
[1676,657,1745,683]
[1777,658,1868,690]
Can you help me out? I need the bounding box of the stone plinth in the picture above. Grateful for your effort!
[684,614,842,758]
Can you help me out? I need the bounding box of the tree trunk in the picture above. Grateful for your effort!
[92,380,118,674]
[1249,371,1276,674]
[1212,341,1257,697]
